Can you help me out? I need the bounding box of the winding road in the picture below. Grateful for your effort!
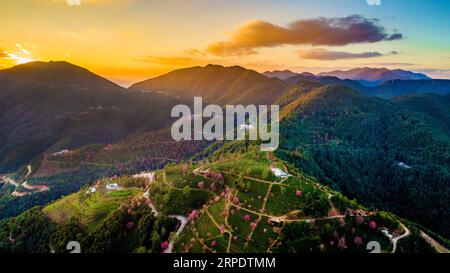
[141,172,188,254]
[391,223,410,253]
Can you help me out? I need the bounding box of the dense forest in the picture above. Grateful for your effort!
[278,86,450,238]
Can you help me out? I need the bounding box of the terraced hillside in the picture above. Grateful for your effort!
[1,144,445,253]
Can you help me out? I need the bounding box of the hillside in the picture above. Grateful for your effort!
[129,64,287,105]
[1,143,443,253]
[0,61,183,172]
[0,128,211,220]
[277,85,450,238]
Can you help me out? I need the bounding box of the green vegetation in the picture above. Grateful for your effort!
[278,86,450,238]
[0,144,443,253]
[43,181,140,231]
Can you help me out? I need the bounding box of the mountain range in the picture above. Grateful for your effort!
[1,61,450,253]
[318,68,431,85]
[264,67,431,86]
[265,68,450,99]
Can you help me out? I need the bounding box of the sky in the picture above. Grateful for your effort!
[0,0,449,86]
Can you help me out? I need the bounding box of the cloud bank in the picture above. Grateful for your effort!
[207,15,403,56]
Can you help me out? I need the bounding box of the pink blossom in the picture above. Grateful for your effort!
[211,240,217,247]
[197,181,205,189]
[250,222,257,230]
[161,241,169,250]
[369,221,377,229]
[244,214,251,221]
[126,221,134,230]
[188,210,198,221]
[295,190,302,197]
[338,236,348,250]
[219,225,225,234]
[354,236,363,246]
[356,216,364,224]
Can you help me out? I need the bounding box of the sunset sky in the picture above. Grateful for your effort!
[1,0,449,86]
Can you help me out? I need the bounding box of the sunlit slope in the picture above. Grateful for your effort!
[130,64,287,105]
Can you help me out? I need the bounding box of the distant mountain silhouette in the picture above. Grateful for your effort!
[266,67,449,98]
[318,67,431,85]
[263,70,299,80]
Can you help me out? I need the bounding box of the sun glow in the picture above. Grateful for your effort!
[6,52,35,64]
[1,44,36,65]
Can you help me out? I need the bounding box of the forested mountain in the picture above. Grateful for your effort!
[0,61,184,172]
[129,64,287,105]
[278,85,450,237]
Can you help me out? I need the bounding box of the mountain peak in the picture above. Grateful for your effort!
[130,64,287,105]
[0,61,120,89]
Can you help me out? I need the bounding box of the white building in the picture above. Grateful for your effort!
[106,183,120,191]
[271,168,289,178]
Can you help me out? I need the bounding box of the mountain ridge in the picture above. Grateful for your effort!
[0,61,184,172]
[129,64,287,105]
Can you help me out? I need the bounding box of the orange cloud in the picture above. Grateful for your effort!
[207,15,403,56]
